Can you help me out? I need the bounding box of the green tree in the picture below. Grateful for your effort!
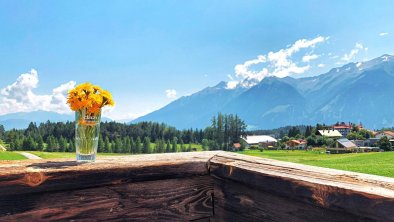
[166,140,171,153]
[68,139,75,152]
[124,137,131,153]
[130,137,135,154]
[171,137,177,152]
[377,136,392,151]
[37,136,45,151]
[202,139,208,151]
[180,139,185,152]
[98,137,105,153]
[305,125,313,137]
[187,143,192,152]
[22,136,36,151]
[59,136,68,152]
[135,137,142,154]
[104,137,111,153]
[143,137,151,154]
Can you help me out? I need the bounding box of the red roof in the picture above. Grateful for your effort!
[383,131,394,137]
[333,125,352,129]
[233,143,241,149]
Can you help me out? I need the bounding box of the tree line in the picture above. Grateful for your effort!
[0,113,247,153]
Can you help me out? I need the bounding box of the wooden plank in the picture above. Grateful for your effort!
[0,176,214,222]
[209,152,394,221]
[213,176,371,222]
[0,151,221,196]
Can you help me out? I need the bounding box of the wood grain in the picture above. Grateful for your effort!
[1,151,394,221]
[209,152,394,221]
[213,176,375,222]
[0,152,221,196]
[0,176,214,222]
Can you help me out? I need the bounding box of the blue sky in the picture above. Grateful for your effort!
[0,0,393,120]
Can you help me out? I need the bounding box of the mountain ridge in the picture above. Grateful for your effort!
[133,54,394,130]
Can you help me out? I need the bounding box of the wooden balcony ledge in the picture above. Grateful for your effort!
[1,151,394,221]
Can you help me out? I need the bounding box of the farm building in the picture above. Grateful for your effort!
[241,135,277,147]
[317,130,342,138]
[335,138,357,149]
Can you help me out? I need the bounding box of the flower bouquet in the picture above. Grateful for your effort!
[67,82,114,162]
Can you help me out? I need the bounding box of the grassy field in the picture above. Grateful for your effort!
[238,150,394,178]
[0,151,28,160]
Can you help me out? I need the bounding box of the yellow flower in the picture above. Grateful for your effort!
[100,90,114,107]
[67,82,114,114]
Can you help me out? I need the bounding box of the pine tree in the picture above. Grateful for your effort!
[124,137,131,153]
[98,137,105,153]
[180,139,185,152]
[112,141,117,153]
[143,137,151,154]
[166,140,171,153]
[68,139,75,152]
[202,139,208,151]
[172,137,177,152]
[104,137,111,153]
[135,137,142,154]
[59,136,68,152]
[130,137,135,154]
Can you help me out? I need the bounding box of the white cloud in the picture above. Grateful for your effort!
[226,80,239,89]
[317,63,325,68]
[227,36,329,88]
[0,69,76,115]
[341,43,367,62]
[379,32,389,36]
[165,89,177,99]
[302,54,319,62]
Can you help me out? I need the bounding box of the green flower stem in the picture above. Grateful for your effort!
[75,110,101,156]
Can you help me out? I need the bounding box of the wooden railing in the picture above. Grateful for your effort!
[1,151,394,221]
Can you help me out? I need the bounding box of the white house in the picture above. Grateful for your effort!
[317,130,343,138]
[242,135,277,147]
[375,131,394,139]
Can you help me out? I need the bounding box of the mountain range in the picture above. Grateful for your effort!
[0,111,111,130]
[133,55,394,130]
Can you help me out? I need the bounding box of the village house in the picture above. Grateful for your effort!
[332,122,363,137]
[375,131,394,139]
[333,122,352,137]
[241,135,277,148]
[317,129,343,139]
[231,142,242,151]
[285,139,307,150]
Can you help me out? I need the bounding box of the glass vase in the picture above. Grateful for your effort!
[75,109,101,162]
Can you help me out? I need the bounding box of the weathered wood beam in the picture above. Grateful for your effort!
[0,176,214,222]
[209,152,394,221]
[0,152,221,196]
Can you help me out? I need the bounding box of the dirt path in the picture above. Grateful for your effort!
[18,152,42,160]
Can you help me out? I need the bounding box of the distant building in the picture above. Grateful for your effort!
[332,122,363,137]
[242,135,277,147]
[333,123,352,137]
[335,138,357,149]
[285,139,307,150]
[350,139,365,147]
[365,138,379,147]
[375,131,394,139]
[232,143,241,150]
[318,130,342,138]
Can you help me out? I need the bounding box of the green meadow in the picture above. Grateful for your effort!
[238,150,394,178]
